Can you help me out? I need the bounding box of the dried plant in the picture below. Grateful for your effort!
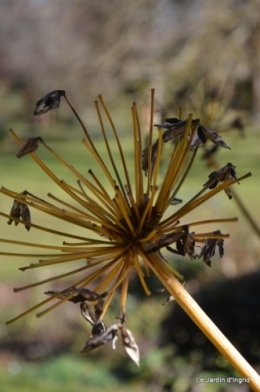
[0,89,259,389]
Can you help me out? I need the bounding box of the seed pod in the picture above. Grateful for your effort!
[198,230,225,266]
[91,320,106,336]
[170,197,182,205]
[16,137,43,158]
[34,90,65,115]
[203,163,238,199]
[7,200,21,226]
[199,125,230,150]
[45,287,106,303]
[7,198,31,231]
[80,302,96,326]
[145,230,186,254]
[81,323,121,353]
[154,119,200,143]
[20,203,31,231]
[121,326,140,366]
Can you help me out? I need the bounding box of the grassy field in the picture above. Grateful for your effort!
[0,113,260,391]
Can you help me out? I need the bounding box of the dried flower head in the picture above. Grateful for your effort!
[0,89,251,365]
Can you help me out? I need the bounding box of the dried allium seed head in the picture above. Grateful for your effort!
[0,89,251,365]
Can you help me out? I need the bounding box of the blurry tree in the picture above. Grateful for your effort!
[0,0,260,111]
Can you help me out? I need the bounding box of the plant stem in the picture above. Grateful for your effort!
[149,256,260,391]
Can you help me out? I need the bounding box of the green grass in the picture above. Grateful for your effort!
[0,354,148,392]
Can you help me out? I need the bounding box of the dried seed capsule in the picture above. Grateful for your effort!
[34,90,65,115]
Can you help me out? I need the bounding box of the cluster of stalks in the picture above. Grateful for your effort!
[0,89,259,389]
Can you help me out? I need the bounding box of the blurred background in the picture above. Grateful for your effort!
[0,1,260,391]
